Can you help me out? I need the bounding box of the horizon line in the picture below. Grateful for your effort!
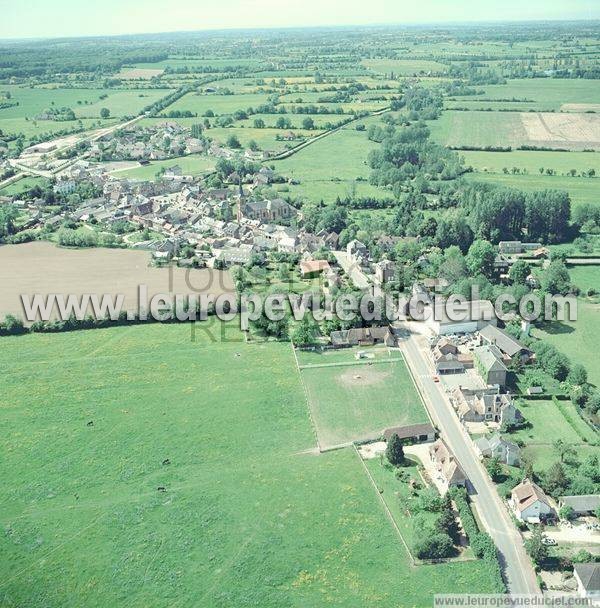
[1,16,599,44]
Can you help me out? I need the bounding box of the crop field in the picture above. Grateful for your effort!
[362,58,447,75]
[0,323,499,607]
[298,348,429,448]
[448,79,600,112]
[109,154,216,180]
[272,126,391,203]
[430,110,600,151]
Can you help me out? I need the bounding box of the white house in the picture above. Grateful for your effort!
[510,479,555,523]
[474,434,520,466]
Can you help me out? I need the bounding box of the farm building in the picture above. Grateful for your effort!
[383,423,436,444]
[479,325,533,364]
[424,299,497,336]
[559,495,600,517]
[329,326,395,348]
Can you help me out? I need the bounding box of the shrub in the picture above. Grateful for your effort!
[414,531,454,559]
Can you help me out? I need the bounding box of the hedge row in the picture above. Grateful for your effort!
[449,487,506,593]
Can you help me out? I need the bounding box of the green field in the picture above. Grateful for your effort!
[461,150,600,175]
[132,57,262,70]
[109,154,216,180]
[0,175,49,195]
[299,349,429,448]
[0,85,171,142]
[272,126,391,203]
[0,323,499,607]
[463,172,600,210]
[569,266,600,294]
[0,86,170,120]
[362,58,447,75]
[163,92,274,116]
[509,397,598,473]
[0,116,114,142]
[449,79,600,112]
[236,113,345,129]
[534,298,600,388]
[430,111,527,149]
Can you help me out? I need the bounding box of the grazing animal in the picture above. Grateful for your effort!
[87,421,94,426]
[157,486,166,492]
[162,458,171,466]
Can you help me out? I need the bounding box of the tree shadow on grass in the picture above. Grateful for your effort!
[537,321,575,335]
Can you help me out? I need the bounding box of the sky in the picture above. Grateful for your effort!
[0,0,599,40]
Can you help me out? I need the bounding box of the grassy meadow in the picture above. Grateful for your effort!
[109,154,216,180]
[0,322,500,607]
[534,297,600,387]
[448,78,600,112]
[463,172,600,210]
[272,126,391,203]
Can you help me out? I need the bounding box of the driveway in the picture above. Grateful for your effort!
[399,328,539,595]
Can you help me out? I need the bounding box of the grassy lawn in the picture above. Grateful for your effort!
[0,175,49,195]
[299,352,429,448]
[511,399,598,445]
[0,322,499,607]
[569,266,600,293]
[508,397,598,473]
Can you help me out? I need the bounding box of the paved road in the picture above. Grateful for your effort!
[399,329,539,595]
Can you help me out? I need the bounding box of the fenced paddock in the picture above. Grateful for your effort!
[297,347,430,449]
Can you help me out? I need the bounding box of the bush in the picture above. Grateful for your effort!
[414,532,454,559]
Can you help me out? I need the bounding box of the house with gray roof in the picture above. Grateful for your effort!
[559,495,600,517]
[574,563,600,601]
[479,325,533,364]
[475,433,520,466]
[473,345,508,387]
